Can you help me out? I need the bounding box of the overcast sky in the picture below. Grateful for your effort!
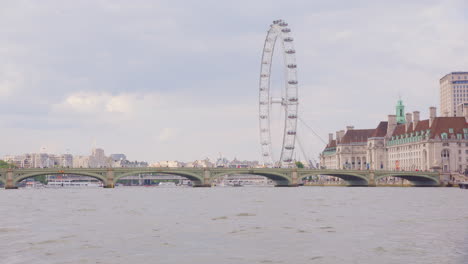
[1,0,467,163]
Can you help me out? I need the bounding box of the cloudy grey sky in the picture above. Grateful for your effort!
[1,0,467,162]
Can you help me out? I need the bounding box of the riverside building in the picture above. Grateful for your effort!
[320,100,468,173]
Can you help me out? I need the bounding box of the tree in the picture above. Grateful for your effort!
[34,175,47,184]
[0,160,15,169]
[295,161,304,169]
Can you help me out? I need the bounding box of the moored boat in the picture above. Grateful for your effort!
[47,180,102,187]
[158,182,177,187]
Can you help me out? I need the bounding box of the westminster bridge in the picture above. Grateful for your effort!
[0,167,441,189]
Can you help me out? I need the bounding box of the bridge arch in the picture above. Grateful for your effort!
[12,171,108,186]
[376,173,439,186]
[114,170,204,185]
[298,171,369,186]
[211,170,291,186]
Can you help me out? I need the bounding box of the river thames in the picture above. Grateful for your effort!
[0,187,467,264]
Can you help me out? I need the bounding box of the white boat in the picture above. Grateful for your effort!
[158,182,176,187]
[47,180,102,188]
[25,181,45,188]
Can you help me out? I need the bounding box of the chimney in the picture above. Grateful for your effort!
[413,111,420,130]
[429,107,437,127]
[387,115,397,137]
[346,126,354,131]
[336,130,345,143]
[405,113,412,131]
[328,133,333,144]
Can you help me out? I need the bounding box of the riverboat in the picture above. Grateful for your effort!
[459,182,468,189]
[25,181,45,188]
[47,180,102,187]
[158,182,177,187]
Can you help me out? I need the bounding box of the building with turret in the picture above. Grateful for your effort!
[320,100,468,173]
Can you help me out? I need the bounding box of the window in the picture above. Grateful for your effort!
[441,149,450,158]
[441,133,448,139]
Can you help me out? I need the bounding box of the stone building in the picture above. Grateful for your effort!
[320,100,468,173]
[321,127,375,170]
[4,153,73,168]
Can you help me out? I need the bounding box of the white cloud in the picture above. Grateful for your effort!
[158,127,176,142]
[0,67,24,98]
[57,92,137,115]
[0,80,13,97]
[106,95,133,113]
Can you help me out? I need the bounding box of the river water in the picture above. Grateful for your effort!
[0,187,467,264]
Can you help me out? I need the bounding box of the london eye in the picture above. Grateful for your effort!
[259,19,298,167]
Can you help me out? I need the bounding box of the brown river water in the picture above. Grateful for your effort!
[0,187,467,264]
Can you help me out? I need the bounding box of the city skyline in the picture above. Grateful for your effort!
[2,147,262,168]
[1,0,467,162]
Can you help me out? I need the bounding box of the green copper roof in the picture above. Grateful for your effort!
[396,99,405,124]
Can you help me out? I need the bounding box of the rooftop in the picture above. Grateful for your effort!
[340,129,375,144]
[391,117,468,139]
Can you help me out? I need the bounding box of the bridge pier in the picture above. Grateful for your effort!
[368,171,376,187]
[5,169,17,189]
[104,169,114,188]
[193,184,211,187]
[191,169,212,187]
[193,169,212,187]
[272,169,299,187]
[291,168,298,186]
[277,168,299,187]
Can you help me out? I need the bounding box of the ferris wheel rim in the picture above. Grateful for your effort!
[259,19,298,167]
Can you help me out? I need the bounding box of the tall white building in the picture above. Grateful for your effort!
[440,72,468,117]
[89,148,109,168]
[72,156,90,168]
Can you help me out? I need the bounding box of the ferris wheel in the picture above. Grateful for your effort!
[259,19,298,167]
